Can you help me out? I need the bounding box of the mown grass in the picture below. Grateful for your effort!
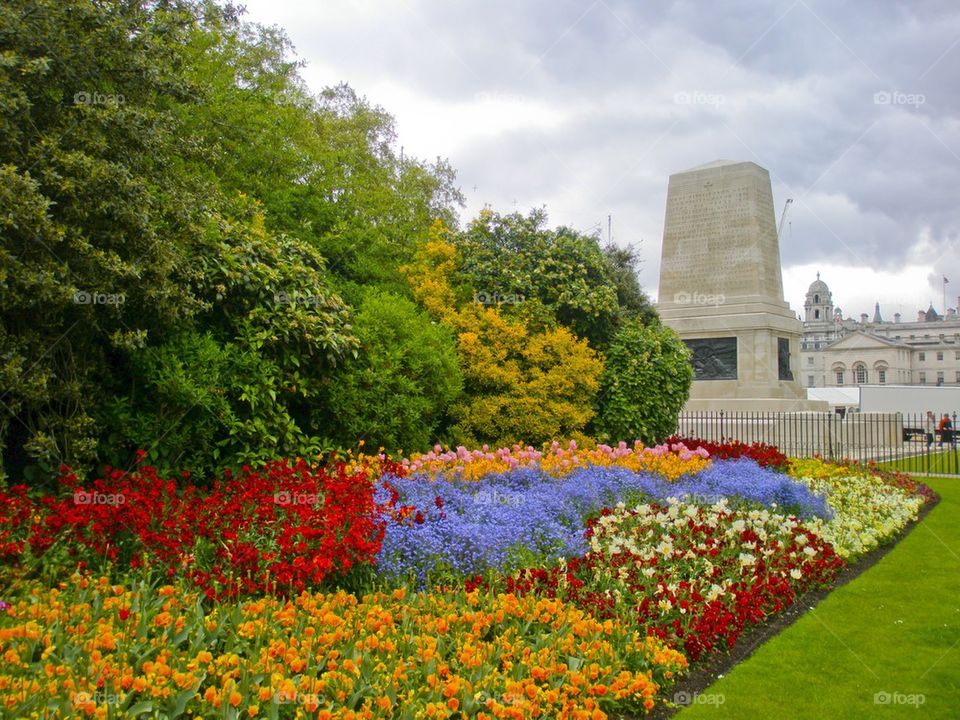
[678,476,960,719]
[879,449,960,476]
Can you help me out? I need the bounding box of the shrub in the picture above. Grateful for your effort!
[595,322,692,444]
[325,291,462,452]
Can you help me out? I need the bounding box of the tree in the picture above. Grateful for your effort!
[455,208,640,348]
[324,291,462,453]
[594,321,693,445]
[0,0,218,479]
[405,222,604,446]
[602,243,658,326]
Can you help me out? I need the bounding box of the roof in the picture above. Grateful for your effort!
[822,330,910,351]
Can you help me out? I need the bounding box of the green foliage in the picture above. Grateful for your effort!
[406,223,604,447]
[455,208,628,348]
[595,321,693,444]
[601,243,658,326]
[324,291,462,453]
[0,0,216,479]
[0,0,457,481]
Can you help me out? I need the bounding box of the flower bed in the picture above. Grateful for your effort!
[788,458,932,559]
[0,575,686,720]
[377,459,831,585]
[466,499,844,661]
[0,457,406,599]
[403,440,711,482]
[0,440,937,718]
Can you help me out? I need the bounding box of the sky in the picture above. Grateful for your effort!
[240,0,960,319]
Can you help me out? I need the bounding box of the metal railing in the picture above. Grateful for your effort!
[677,410,960,475]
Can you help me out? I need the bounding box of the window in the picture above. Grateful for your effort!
[956,371,960,383]
[836,371,844,385]
[937,351,944,361]
[879,369,886,384]
[855,365,867,384]
[956,351,960,360]
[807,375,814,387]
[814,309,820,319]
[807,356,814,365]
[919,352,926,361]
[920,372,926,384]
[937,371,945,385]
[814,294,820,303]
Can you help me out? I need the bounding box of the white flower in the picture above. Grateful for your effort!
[790,568,803,580]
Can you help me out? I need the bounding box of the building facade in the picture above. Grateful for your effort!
[799,274,960,388]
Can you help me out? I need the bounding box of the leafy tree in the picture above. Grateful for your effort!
[406,222,603,446]
[602,243,658,325]
[324,291,462,453]
[594,321,693,444]
[0,0,218,479]
[455,208,621,347]
[0,0,373,480]
[175,13,464,302]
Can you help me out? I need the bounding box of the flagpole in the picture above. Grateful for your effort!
[944,276,950,318]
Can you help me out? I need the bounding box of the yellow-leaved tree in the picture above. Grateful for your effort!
[404,221,603,446]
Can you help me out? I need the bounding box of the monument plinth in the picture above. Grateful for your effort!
[657,159,826,411]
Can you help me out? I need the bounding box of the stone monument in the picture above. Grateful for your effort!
[657,159,826,411]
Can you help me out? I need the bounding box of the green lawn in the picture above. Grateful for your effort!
[879,450,960,476]
[677,476,960,719]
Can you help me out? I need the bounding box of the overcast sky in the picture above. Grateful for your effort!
[240,0,960,319]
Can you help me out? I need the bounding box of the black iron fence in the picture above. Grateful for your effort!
[678,410,960,476]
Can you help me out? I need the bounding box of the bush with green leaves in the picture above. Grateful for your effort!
[324,291,462,453]
[594,321,693,445]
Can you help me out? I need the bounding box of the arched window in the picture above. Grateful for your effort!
[814,294,820,303]
[814,309,820,319]
[854,364,867,384]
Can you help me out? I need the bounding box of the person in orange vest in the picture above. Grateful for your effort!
[937,413,954,447]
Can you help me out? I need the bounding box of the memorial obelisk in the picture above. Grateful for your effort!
[657,159,825,411]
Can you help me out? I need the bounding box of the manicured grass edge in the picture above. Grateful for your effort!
[628,487,943,720]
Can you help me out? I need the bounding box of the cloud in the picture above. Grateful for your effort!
[240,0,960,314]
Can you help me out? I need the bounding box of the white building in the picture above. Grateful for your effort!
[800,274,960,388]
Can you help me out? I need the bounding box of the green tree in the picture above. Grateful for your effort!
[594,321,693,444]
[0,0,366,480]
[455,209,622,347]
[0,0,216,479]
[324,291,462,453]
[406,222,603,447]
[602,243,658,326]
